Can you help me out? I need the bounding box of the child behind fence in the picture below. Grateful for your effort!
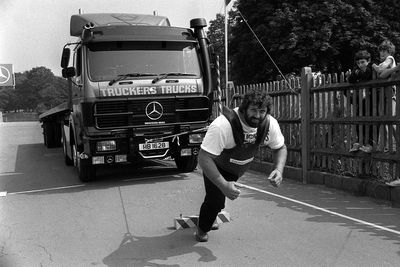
[345,50,375,147]
[345,50,374,83]
[372,40,397,152]
[372,40,396,78]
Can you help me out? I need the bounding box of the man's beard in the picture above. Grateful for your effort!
[244,113,264,128]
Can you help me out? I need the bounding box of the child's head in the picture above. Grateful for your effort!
[354,50,371,71]
[378,40,395,61]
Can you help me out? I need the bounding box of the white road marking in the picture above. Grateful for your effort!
[235,182,400,236]
[5,184,85,195]
[0,172,23,177]
[122,174,180,182]
[2,175,176,195]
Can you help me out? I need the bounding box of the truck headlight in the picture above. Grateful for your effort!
[96,140,116,151]
[189,133,205,144]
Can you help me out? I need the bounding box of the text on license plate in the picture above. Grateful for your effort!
[139,142,169,151]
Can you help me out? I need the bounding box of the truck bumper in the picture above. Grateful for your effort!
[83,131,203,166]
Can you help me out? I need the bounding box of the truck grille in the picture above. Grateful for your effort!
[94,97,209,129]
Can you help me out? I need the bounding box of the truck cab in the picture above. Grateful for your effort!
[40,13,214,181]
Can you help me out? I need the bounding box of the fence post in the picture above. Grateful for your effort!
[301,67,313,184]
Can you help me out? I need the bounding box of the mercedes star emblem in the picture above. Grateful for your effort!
[145,101,163,120]
[0,66,11,84]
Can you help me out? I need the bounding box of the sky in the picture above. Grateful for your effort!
[0,0,229,77]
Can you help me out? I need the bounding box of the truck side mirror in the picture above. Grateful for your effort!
[61,48,71,69]
[62,67,76,78]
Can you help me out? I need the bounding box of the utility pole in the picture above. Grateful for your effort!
[224,2,229,88]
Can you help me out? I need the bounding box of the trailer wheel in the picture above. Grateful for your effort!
[43,122,54,148]
[53,123,62,147]
[175,155,198,172]
[72,143,96,182]
[43,122,62,148]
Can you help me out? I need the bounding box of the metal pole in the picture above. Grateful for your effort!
[224,3,229,90]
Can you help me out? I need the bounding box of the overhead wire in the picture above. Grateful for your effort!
[235,8,297,94]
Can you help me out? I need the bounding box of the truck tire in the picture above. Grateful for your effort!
[175,155,198,172]
[72,142,96,182]
[62,130,73,166]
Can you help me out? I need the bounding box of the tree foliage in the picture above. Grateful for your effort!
[207,13,235,88]
[0,67,68,112]
[208,0,400,84]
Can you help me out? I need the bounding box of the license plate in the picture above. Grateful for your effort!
[139,142,169,151]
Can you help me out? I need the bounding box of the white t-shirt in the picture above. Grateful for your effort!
[201,107,285,156]
[378,55,396,70]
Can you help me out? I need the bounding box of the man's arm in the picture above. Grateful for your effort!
[373,57,395,76]
[268,144,287,187]
[379,64,400,79]
[198,148,241,200]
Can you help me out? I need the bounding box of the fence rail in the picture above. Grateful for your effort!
[213,67,400,183]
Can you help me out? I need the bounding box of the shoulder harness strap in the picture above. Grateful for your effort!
[222,106,244,146]
[255,115,270,144]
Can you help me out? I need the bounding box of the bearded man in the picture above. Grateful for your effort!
[195,88,287,242]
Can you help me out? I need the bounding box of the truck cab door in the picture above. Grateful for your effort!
[72,46,83,98]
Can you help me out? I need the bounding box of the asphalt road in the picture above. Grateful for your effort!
[0,122,400,267]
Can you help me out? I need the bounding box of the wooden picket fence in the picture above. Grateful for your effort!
[213,67,400,183]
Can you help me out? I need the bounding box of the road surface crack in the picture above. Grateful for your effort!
[37,244,54,263]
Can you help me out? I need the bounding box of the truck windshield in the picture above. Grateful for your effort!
[87,41,201,82]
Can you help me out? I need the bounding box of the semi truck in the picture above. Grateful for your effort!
[39,13,214,182]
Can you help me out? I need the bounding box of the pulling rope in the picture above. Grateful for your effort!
[216,55,223,115]
[144,126,209,143]
[236,9,297,94]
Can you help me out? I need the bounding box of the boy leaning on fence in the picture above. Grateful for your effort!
[372,40,397,79]
[345,50,374,83]
[344,50,375,150]
[372,40,397,107]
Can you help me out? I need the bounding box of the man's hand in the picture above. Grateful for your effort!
[268,169,283,187]
[220,181,241,200]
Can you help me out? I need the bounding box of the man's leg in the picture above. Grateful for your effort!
[198,173,226,233]
[198,168,238,233]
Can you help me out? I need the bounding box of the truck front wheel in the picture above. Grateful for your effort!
[174,155,198,172]
[62,130,73,166]
[73,143,96,182]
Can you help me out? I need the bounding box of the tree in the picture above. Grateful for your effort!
[1,67,68,112]
[17,67,56,110]
[38,76,69,112]
[219,0,400,84]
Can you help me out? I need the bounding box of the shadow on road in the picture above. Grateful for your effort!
[0,143,189,194]
[239,171,400,256]
[103,231,217,266]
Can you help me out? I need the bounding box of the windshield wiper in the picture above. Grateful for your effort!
[109,73,156,86]
[151,72,197,84]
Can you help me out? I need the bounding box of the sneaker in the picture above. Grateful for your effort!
[359,144,372,153]
[386,179,400,187]
[349,143,361,152]
[211,223,219,230]
[194,227,208,242]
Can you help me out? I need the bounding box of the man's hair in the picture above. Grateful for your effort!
[354,50,371,61]
[238,88,272,114]
[378,40,395,55]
